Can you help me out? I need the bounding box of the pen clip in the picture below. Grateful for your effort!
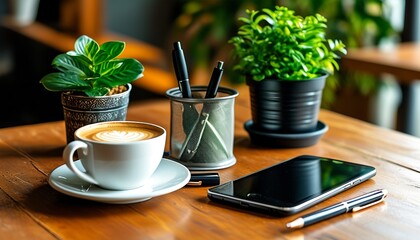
[351,194,387,212]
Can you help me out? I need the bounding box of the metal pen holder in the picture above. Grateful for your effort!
[166,86,239,170]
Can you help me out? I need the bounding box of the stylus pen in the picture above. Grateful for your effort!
[172,41,192,98]
[205,61,224,98]
[286,189,388,229]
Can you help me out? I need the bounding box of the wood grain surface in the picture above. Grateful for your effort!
[1,92,420,239]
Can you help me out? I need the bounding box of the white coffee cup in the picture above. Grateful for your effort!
[63,121,166,190]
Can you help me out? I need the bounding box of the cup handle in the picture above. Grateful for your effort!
[63,141,99,185]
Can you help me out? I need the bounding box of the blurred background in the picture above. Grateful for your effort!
[1,0,420,136]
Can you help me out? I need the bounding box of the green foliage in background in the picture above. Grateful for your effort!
[40,35,144,97]
[284,0,397,106]
[229,6,346,81]
[172,0,397,107]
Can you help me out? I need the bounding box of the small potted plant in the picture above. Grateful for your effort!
[40,35,144,143]
[229,6,346,147]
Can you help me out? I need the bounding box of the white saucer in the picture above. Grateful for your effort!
[48,158,191,204]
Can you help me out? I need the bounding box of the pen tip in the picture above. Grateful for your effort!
[286,218,304,229]
[174,41,182,49]
[217,61,224,69]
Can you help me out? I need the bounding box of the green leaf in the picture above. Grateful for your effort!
[254,14,275,26]
[40,73,91,92]
[74,35,100,60]
[95,60,123,76]
[52,54,91,77]
[101,41,125,58]
[94,59,144,88]
[93,41,125,65]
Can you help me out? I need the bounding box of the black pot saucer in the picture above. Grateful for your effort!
[244,120,328,148]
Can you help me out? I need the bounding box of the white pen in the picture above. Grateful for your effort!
[286,189,388,229]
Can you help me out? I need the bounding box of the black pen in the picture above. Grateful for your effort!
[286,189,388,229]
[172,41,192,98]
[187,172,220,186]
[205,61,224,98]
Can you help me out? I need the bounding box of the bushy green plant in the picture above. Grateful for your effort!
[229,6,347,81]
[40,35,144,97]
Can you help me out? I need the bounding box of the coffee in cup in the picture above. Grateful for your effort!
[78,121,162,142]
[63,121,166,190]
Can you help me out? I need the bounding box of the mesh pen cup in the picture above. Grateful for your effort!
[166,86,239,170]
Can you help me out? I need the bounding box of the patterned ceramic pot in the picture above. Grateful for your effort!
[61,84,131,143]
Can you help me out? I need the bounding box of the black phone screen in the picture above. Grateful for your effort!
[208,155,376,215]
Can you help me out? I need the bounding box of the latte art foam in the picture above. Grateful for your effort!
[93,130,151,142]
[78,122,163,142]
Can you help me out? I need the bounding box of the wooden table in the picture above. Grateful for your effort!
[341,43,420,83]
[1,94,420,239]
[341,42,420,134]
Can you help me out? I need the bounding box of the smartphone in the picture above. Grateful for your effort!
[207,155,376,216]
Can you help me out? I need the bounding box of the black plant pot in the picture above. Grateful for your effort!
[247,75,326,133]
[245,75,328,148]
